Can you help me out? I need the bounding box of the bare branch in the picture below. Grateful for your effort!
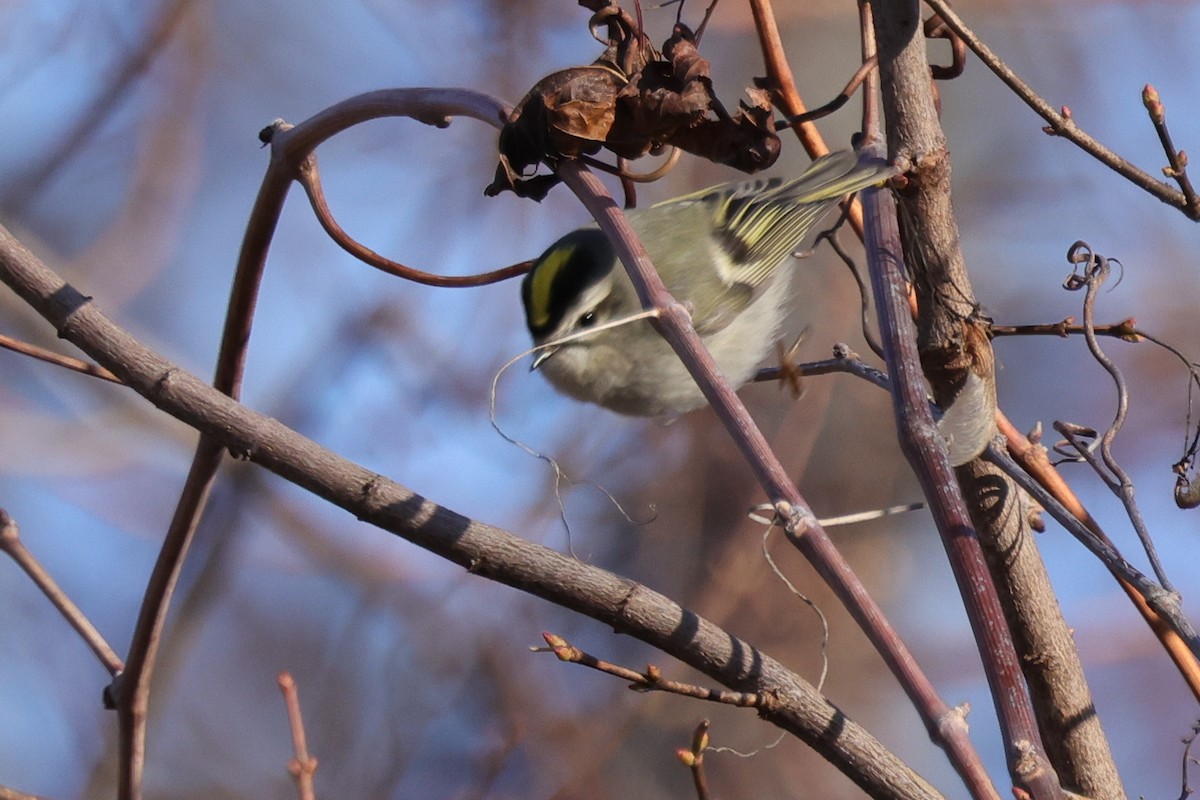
[1142,85,1200,216]
[0,509,124,676]
[676,720,713,800]
[278,672,318,800]
[292,155,531,287]
[538,633,766,707]
[921,0,1199,220]
[870,0,1059,792]
[0,219,945,800]
[0,332,122,383]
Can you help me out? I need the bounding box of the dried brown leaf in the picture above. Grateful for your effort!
[488,6,781,199]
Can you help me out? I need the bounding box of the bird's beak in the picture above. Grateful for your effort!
[530,346,558,371]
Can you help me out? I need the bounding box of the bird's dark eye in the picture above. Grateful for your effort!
[578,311,597,328]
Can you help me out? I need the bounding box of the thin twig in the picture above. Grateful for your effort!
[538,633,766,708]
[1143,85,1200,216]
[581,146,682,184]
[860,0,880,146]
[814,221,885,357]
[752,343,889,391]
[921,0,1198,219]
[1180,722,1200,800]
[772,56,878,132]
[294,156,530,287]
[676,720,712,800]
[924,13,966,81]
[0,332,122,383]
[278,672,318,800]
[990,317,1140,341]
[0,509,124,676]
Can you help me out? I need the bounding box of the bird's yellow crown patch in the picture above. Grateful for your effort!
[528,244,576,329]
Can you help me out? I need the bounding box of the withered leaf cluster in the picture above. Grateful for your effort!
[486,0,781,200]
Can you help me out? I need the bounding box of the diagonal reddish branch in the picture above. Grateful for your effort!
[555,151,999,799]
[997,414,1200,701]
[749,0,868,239]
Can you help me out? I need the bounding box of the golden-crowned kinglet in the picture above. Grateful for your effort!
[522,149,895,416]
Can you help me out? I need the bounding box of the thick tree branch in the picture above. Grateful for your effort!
[0,222,943,800]
[871,2,1121,797]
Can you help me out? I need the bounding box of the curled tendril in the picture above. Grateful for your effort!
[589,6,627,47]
[1050,424,1099,467]
[1056,241,1176,590]
[1063,240,1124,291]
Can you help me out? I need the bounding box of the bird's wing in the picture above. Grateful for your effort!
[671,150,895,333]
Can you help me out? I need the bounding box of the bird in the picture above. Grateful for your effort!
[521,149,895,416]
